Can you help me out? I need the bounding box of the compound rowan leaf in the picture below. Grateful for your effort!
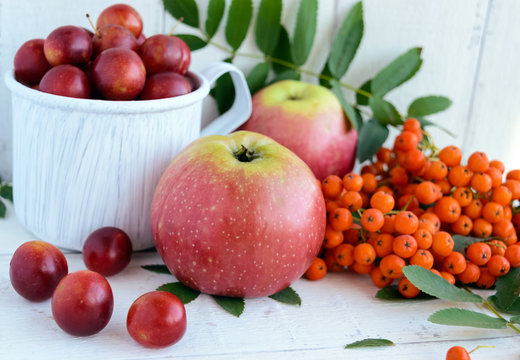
[291,0,318,65]
[356,119,389,162]
[495,268,520,311]
[163,0,199,28]
[255,0,282,56]
[205,0,225,39]
[246,62,270,94]
[345,338,394,349]
[225,0,253,51]
[408,96,452,117]
[175,34,207,51]
[428,308,507,329]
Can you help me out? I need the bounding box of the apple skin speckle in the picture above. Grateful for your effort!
[151,131,326,298]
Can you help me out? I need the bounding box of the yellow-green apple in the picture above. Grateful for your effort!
[240,80,358,180]
[150,131,326,298]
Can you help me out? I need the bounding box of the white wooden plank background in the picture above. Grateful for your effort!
[1,0,520,181]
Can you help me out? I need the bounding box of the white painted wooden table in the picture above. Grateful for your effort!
[1,201,519,359]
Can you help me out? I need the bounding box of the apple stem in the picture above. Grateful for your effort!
[85,14,101,38]
[234,145,256,163]
[169,17,184,36]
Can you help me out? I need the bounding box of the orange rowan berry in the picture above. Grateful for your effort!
[451,215,473,236]
[361,208,385,232]
[394,130,419,152]
[324,249,344,272]
[374,233,394,258]
[487,254,510,277]
[361,164,377,175]
[338,191,363,212]
[403,149,426,172]
[329,207,353,232]
[397,194,419,211]
[451,187,473,207]
[413,228,433,249]
[439,145,462,167]
[325,200,340,217]
[393,235,418,259]
[394,211,419,235]
[506,169,520,181]
[466,242,491,266]
[504,205,513,221]
[486,166,503,188]
[472,218,493,238]
[476,267,496,288]
[467,151,489,173]
[372,161,386,176]
[463,199,483,219]
[381,214,396,234]
[457,262,480,284]
[379,254,406,279]
[490,159,505,173]
[410,249,434,269]
[493,219,517,245]
[443,251,467,275]
[471,173,492,193]
[389,167,409,186]
[488,239,507,256]
[420,212,441,233]
[361,173,378,193]
[415,181,439,205]
[343,228,360,245]
[305,257,327,280]
[440,271,456,285]
[432,231,454,257]
[505,244,520,268]
[403,117,421,133]
[370,191,395,213]
[376,147,393,164]
[434,196,461,223]
[351,261,373,275]
[402,183,418,195]
[342,172,363,192]
[333,243,355,266]
[492,185,512,206]
[427,160,448,180]
[370,266,393,288]
[446,346,470,360]
[505,179,520,199]
[435,179,452,195]
[354,243,376,265]
[430,268,442,277]
[376,185,394,195]
[322,175,343,199]
[482,202,504,224]
[398,277,420,298]
[448,166,473,187]
[323,226,344,249]
[411,207,425,218]
[359,191,370,209]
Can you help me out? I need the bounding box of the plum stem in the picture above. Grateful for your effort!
[85,14,101,38]
[169,17,184,36]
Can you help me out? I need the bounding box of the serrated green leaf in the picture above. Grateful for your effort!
[141,264,171,274]
[408,96,452,117]
[268,286,301,305]
[163,0,199,28]
[291,0,317,66]
[0,199,6,218]
[328,1,363,78]
[330,80,359,131]
[210,58,235,114]
[225,0,253,51]
[157,282,200,304]
[212,295,245,317]
[495,268,520,311]
[371,47,422,97]
[269,69,300,84]
[369,96,402,126]
[403,265,483,303]
[428,308,507,329]
[175,34,207,51]
[246,62,270,94]
[205,0,225,39]
[255,0,282,56]
[356,119,389,163]
[319,60,333,88]
[0,184,13,202]
[417,117,456,137]
[345,338,394,349]
[272,26,293,74]
[356,79,371,105]
[489,295,520,314]
[510,315,520,323]
[452,235,487,254]
[376,285,435,300]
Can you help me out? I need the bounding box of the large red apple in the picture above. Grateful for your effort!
[151,131,326,298]
[239,80,358,180]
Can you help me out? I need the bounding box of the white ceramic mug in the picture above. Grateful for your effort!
[5,62,252,251]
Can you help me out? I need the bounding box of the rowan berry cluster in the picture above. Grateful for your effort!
[305,118,520,298]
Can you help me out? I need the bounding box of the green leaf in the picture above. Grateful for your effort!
[271,26,293,74]
[255,0,282,56]
[428,308,507,329]
[269,69,300,84]
[319,60,333,88]
[489,295,520,314]
[371,47,422,97]
[0,184,13,202]
[163,0,199,28]
[205,0,225,39]
[452,235,486,254]
[510,315,520,323]
[330,80,359,131]
[141,264,171,274]
[0,199,6,218]
[225,0,253,51]
[268,286,301,305]
[376,285,435,300]
[210,58,235,114]
[369,96,402,126]
[175,34,207,51]
[157,282,200,304]
[495,268,520,311]
[212,295,245,317]
[418,117,456,137]
[246,62,270,94]
[403,265,483,303]
[356,119,389,162]
[356,79,372,105]
[328,1,363,79]
[408,96,452,117]
[291,0,318,65]
[345,338,394,349]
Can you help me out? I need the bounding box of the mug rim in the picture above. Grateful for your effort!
[4,68,210,114]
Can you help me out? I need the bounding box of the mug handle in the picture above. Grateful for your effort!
[199,62,252,137]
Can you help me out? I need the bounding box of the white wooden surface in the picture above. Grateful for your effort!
[2,0,520,181]
[1,201,520,359]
